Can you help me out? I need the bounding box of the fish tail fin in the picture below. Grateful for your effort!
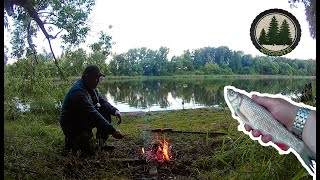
[297,145,316,174]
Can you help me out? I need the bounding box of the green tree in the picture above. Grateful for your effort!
[89,30,114,58]
[182,51,194,71]
[170,56,184,74]
[204,63,220,74]
[63,49,87,76]
[214,46,231,67]
[140,48,158,76]
[241,54,254,67]
[109,58,119,76]
[229,51,242,73]
[193,47,215,70]
[289,0,316,39]
[278,20,293,45]
[277,62,294,75]
[88,30,114,74]
[116,54,130,76]
[257,59,280,75]
[258,28,268,45]
[4,0,96,78]
[88,52,108,74]
[4,46,9,66]
[267,16,280,45]
[154,47,170,76]
[240,67,256,74]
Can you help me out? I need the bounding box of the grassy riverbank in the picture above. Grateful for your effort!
[4,108,312,179]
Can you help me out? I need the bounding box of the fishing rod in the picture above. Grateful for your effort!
[144,128,226,136]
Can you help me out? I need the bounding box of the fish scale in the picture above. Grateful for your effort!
[224,86,316,175]
[239,94,303,150]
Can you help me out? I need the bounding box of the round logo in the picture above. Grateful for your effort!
[250,9,301,57]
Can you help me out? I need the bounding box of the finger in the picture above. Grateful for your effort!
[117,116,122,123]
[252,95,275,110]
[274,143,289,151]
[244,124,252,132]
[252,129,261,137]
[261,134,272,143]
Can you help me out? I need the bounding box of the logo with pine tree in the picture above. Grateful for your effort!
[250,9,301,57]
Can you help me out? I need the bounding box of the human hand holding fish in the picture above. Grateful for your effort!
[244,94,299,150]
[224,86,316,177]
[244,94,316,155]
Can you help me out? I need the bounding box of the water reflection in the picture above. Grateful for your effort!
[98,78,315,112]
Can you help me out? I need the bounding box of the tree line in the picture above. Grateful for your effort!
[5,45,316,78]
[105,46,315,76]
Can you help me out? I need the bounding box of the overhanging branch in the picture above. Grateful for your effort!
[52,29,64,39]
[27,19,38,64]
[38,11,58,17]
[20,0,67,80]
[47,38,66,81]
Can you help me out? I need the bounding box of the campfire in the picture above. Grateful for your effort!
[141,134,173,163]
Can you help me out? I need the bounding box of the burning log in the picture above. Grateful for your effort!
[141,135,173,163]
[140,133,176,177]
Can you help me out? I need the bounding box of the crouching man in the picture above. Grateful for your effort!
[60,64,124,155]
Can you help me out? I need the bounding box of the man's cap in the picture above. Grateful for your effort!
[82,64,106,77]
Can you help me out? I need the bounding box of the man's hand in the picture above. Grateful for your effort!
[115,110,122,125]
[244,95,299,150]
[249,95,298,132]
[112,130,124,139]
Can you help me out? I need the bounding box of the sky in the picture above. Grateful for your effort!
[4,0,316,64]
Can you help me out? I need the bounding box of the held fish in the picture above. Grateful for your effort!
[224,86,316,176]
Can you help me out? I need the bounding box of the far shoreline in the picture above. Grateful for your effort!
[56,75,316,82]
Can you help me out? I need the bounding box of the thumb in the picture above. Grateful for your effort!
[252,95,275,110]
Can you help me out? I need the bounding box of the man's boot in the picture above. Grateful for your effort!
[100,144,115,151]
[97,131,115,151]
[76,130,96,156]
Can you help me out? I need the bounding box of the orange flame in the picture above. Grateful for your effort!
[163,135,170,160]
[141,135,172,162]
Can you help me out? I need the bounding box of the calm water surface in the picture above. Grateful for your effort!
[97,77,315,112]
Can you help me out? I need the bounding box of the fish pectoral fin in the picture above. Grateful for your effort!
[235,109,250,124]
[274,143,289,151]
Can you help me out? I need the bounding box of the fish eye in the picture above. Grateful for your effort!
[230,90,235,96]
